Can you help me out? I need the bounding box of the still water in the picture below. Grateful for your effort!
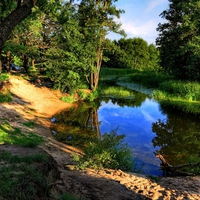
[51,90,200,176]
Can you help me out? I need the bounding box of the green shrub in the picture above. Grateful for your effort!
[61,95,76,103]
[0,74,9,81]
[158,81,200,101]
[73,130,135,171]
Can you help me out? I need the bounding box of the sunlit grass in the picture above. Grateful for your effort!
[0,122,44,147]
[100,85,135,99]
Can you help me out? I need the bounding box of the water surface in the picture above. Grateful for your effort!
[51,90,200,176]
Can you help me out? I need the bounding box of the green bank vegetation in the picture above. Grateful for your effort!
[100,68,200,114]
[0,119,84,200]
[73,130,136,172]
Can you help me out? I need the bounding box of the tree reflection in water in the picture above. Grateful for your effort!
[152,104,200,166]
[50,92,147,151]
[51,101,101,149]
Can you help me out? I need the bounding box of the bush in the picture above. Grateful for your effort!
[73,130,135,171]
[158,81,200,101]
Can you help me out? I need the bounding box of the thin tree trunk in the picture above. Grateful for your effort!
[0,49,2,72]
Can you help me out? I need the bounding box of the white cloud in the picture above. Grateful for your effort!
[145,0,168,13]
[121,19,157,37]
[141,110,155,122]
[107,0,169,44]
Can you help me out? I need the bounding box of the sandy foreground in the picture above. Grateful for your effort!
[0,75,199,200]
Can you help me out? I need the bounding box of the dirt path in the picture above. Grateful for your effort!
[0,75,200,200]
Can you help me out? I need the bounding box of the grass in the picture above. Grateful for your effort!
[100,68,200,114]
[0,151,52,200]
[100,85,135,99]
[0,122,44,148]
[59,193,85,200]
[0,73,9,81]
[0,73,12,103]
[0,91,12,102]
[23,121,35,128]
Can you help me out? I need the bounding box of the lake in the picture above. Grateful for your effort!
[51,89,200,176]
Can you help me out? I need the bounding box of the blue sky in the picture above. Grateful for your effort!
[107,0,169,44]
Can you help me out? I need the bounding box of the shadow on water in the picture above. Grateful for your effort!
[51,90,200,176]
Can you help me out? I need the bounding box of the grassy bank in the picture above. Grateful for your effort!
[100,68,200,114]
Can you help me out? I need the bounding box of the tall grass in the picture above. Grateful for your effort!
[157,81,200,101]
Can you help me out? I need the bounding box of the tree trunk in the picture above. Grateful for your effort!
[5,51,12,72]
[0,0,36,48]
[0,49,2,72]
[154,152,200,176]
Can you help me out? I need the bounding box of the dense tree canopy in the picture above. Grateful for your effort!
[0,0,160,93]
[156,0,200,80]
[103,37,160,71]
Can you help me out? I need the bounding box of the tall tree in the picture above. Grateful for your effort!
[78,0,125,90]
[43,1,92,92]
[156,0,200,80]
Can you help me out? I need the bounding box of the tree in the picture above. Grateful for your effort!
[43,1,91,92]
[156,0,200,80]
[0,0,62,73]
[78,0,125,90]
[102,38,160,70]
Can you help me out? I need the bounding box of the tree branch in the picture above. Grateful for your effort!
[0,0,36,48]
[154,151,200,176]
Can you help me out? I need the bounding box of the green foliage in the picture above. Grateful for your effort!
[0,123,44,148]
[0,74,9,81]
[128,71,172,88]
[61,95,76,103]
[100,68,137,77]
[23,121,35,128]
[100,85,135,99]
[0,151,51,200]
[0,91,12,103]
[73,130,135,171]
[0,74,12,103]
[103,38,160,71]
[157,81,200,101]
[156,0,200,80]
[59,193,84,200]
[0,0,17,20]
[187,155,200,175]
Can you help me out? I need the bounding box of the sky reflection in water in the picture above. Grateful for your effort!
[98,98,167,176]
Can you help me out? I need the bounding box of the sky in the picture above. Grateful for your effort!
[107,0,170,45]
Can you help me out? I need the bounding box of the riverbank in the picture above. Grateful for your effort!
[0,75,199,199]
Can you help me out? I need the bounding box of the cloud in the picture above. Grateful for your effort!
[121,19,157,37]
[145,0,167,13]
[141,110,155,122]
